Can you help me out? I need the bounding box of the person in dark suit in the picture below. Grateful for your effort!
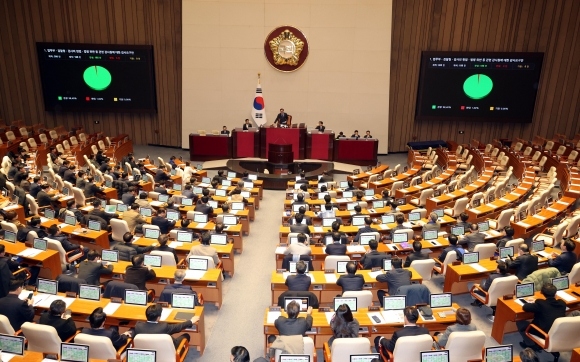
[324,222,348,245]
[344,180,357,191]
[29,176,42,198]
[220,126,230,135]
[154,166,171,184]
[75,171,87,190]
[315,121,325,132]
[506,244,538,280]
[459,223,485,251]
[290,213,310,235]
[376,257,411,304]
[353,217,378,243]
[437,235,464,264]
[274,300,313,336]
[326,232,348,255]
[194,196,214,215]
[319,170,333,183]
[363,130,373,139]
[62,165,77,184]
[47,224,88,257]
[153,183,169,195]
[124,254,156,290]
[57,160,70,178]
[404,241,429,267]
[151,208,177,235]
[292,206,312,226]
[385,213,406,241]
[285,261,311,291]
[134,304,199,348]
[81,307,132,350]
[295,173,308,185]
[351,130,360,140]
[159,270,199,303]
[13,166,28,186]
[360,239,389,269]
[36,184,59,207]
[274,108,289,128]
[495,226,515,249]
[336,261,364,293]
[548,239,577,274]
[0,280,35,331]
[88,200,119,226]
[348,205,364,225]
[374,306,429,353]
[472,261,510,307]
[84,176,102,198]
[517,283,566,349]
[242,119,252,130]
[455,212,470,232]
[63,199,83,222]
[39,299,77,341]
[153,234,178,263]
[77,250,113,286]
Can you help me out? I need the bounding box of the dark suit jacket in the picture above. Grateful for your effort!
[220,130,230,135]
[30,182,41,198]
[77,260,113,286]
[291,215,312,226]
[153,245,179,263]
[63,170,77,184]
[481,272,510,291]
[523,297,567,332]
[58,165,68,178]
[422,222,440,232]
[81,327,130,350]
[36,190,58,207]
[275,315,313,336]
[274,112,289,125]
[385,224,406,240]
[84,182,101,198]
[380,325,430,352]
[124,266,156,290]
[319,175,333,183]
[376,268,412,294]
[354,226,378,242]
[134,320,193,345]
[154,171,171,184]
[121,193,136,205]
[315,126,325,132]
[507,253,538,280]
[438,246,463,263]
[290,224,311,235]
[243,123,252,130]
[39,312,77,341]
[336,274,364,293]
[285,274,311,291]
[76,178,87,190]
[460,232,485,251]
[548,251,577,274]
[324,231,349,245]
[360,251,390,270]
[325,243,347,255]
[495,236,513,249]
[0,294,35,330]
[159,284,196,303]
[404,251,429,267]
[89,209,118,225]
[194,204,213,215]
[151,216,176,235]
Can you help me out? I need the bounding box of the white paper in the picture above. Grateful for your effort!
[368,271,384,279]
[429,241,442,246]
[231,210,239,215]
[488,230,501,236]
[400,189,408,193]
[0,352,17,361]
[103,302,122,315]
[275,247,287,254]
[402,222,413,228]
[41,359,59,362]
[349,211,356,215]
[378,224,389,230]
[426,181,434,185]
[185,270,206,280]
[536,251,551,259]
[513,299,526,307]
[386,244,398,251]
[547,207,560,213]
[557,201,569,206]
[431,198,439,202]
[40,217,49,223]
[314,227,324,233]
[469,264,488,273]
[17,248,43,257]
[500,198,511,202]
[325,312,335,324]
[267,311,282,324]
[150,201,164,207]
[517,222,531,228]
[367,312,386,324]
[58,223,69,228]
[534,215,546,221]
[168,242,183,248]
[381,310,404,324]
[324,274,337,283]
[3,205,19,211]
[36,295,75,309]
[556,291,576,302]
[195,223,207,229]
[335,198,348,203]
[347,245,366,253]
[472,209,481,214]
[160,308,173,321]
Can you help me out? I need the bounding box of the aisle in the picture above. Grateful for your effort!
[194,189,284,361]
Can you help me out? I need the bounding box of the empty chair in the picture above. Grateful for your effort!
[150,250,177,267]
[342,290,373,308]
[444,197,469,217]
[78,133,87,143]
[533,221,568,247]
[5,131,16,141]
[445,331,486,362]
[522,146,532,157]
[111,219,131,241]
[564,215,580,238]
[70,136,79,146]
[556,145,566,156]
[91,145,99,155]
[390,181,404,197]
[484,144,492,155]
[473,243,496,259]
[568,263,580,285]
[513,142,523,152]
[323,255,350,271]
[410,189,433,208]
[409,259,435,281]
[544,140,554,151]
[469,192,484,208]
[505,238,525,249]
[46,238,83,272]
[49,130,58,140]
[410,176,421,186]
[18,127,29,138]
[423,155,439,170]
[525,316,580,361]
[133,334,189,362]
[567,150,578,162]
[532,156,547,172]
[360,174,377,189]
[323,338,371,362]
[0,315,17,335]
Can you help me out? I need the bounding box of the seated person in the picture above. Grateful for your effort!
[122,203,148,232]
[459,223,485,252]
[353,217,377,243]
[188,232,219,266]
[121,186,138,205]
[81,307,132,350]
[174,219,198,240]
[471,260,509,307]
[3,210,24,230]
[134,304,199,348]
[289,214,310,235]
[422,212,440,232]
[319,170,333,182]
[376,257,411,305]
[548,239,577,274]
[59,200,83,222]
[324,221,348,245]
[77,250,113,286]
[318,203,336,219]
[315,121,325,132]
[385,213,406,241]
[351,130,360,140]
[181,185,194,199]
[36,184,60,207]
[292,206,312,225]
[506,244,538,280]
[284,233,311,256]
[112,232,152,261]
[336,261,364,293]
[16,216,48,242]
[348,205,364,225]
[374,306,429,354]
[136,192,151,208]
[274,301,313,336]
[363,130,373,139]
[151,207,176,234]
[495,226,515,249]
[153,183,169,195]
[436,234,464,265]
[159,269,200,303]
[153,166,171,184]
[403,241,429,267]
[291,193,308,209]
[84,176,102,198]
[326,232,347,255]
[194,196,214,215]
[456,212,470,231]
[46,224,88,261]
[435,308,477,347]
[295,172,308,185]
[328,304,359,348]
[124,254,156,290]
[344,180,357,191]
[153,234,178,263]
[360,239,389,269]
[39,299,77,341]
[0,280,35,331]
[285,260,311,291]
[89,199,119,225]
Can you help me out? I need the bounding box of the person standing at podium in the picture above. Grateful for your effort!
[243,119,252,130]
[275,108,289,128]
[315,121,325,132]
[221,126,230,135]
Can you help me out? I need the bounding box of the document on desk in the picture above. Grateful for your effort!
[40,217,49,223]
[469,264,488,273]
[431,198,439,202]
[160,308,173,321]
[378,224,389,230]
[547,207,560,213]
[1,352,17,361]
[3,205,20,211]
[557,201,569,206]
[324,274,337,283]
[314,227,324,233]
[347,245,366,253]
[17,248,43,258]
[275,247,287,254]
[36,295,75,309]
[402,222,413,228]
[58,223,69,228]
[368,271,384,279]
[500,198,511,203]
[517,222,531,228]
[185,270,206,280]
[168,242,183,248]
[325,312,335,324]
[556,291,577,302]
[195,223,207,229]
[267,311,281,324]
[381,310,404,324]
[335,198,348,203]
[533,215,547,221]
[103,302,122,315]
[150,201,164,207]
[429,241,442,247]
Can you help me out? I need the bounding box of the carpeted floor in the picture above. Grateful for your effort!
[131,146,569,362]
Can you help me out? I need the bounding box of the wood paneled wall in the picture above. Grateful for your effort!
[0,0,182,147]
[389,0,580,152]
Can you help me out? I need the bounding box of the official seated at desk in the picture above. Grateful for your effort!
[17,216,48,241]
[59,199,83,222]
[274,108,290,128]
[188,231,219,266]
[506,244,538,280]
[37,184,60,208]
[285,260,311,291]
[84,175,103,198]
[353,217,377,243]
[291,206,312,226]
[154,183,169,195]
[374,306,430,355]
[290,214,310,235]
[326,233,347,256]
[360,239,389,269]
[77,250,114,286]
[351,130,361,140]
[324,222,348,245]
[47,224,88,262]
[274,301,313,336]
[113,232,152,261]
[421,212,441,232]
[81,307,133,350]
[221,126,230,135]
[328,304,360,348]
[404,241,429,267]
[336,261,364,293]
[134,304,199,348]
[436,235,464,265]
[195,196,214,215]
[243,119,252,130]
[363,130,373,139]
[547,239,577,274]
[152,207,177,234]
[124,254,156,290]
[385,213,406,241]
[284,233,311,256]
[376,257,411,306]
[459,223,485,251]
[455,212,471,232]
[495,226,515,249]
[471,261,510,308]
[434,308,477,347]
[0,280,35,331]
[123,203,148,232]
[318,204,339,220]
[154,165,172,184]
[319,170,333,183]
[39,299,78,342]
[314,121,325,132]
[153,234,178,263]
[121,186,139,205]
[159,269,202,304]
[89,199,120,226]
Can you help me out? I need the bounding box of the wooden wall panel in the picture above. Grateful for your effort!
[0,0,182,147]
[389,0,580,152]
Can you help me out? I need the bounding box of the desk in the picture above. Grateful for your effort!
[0,240,61,279]
[180,220,244,254]
[260,127,307,160]
[348,165,389,188]
[307,131,334,160]
[334,139,378,165]
[2,203,25,224]
[368,164,422,192]
[10,351,107,362]
[511,196,575,239]
[270,269,422,305]
[189,134,232,161]
[40,219,110,251]
[263,304,458,351]
[395,166,457,202]
[490,285,580,344]
[571,348,580,362]
[232,128,260,158]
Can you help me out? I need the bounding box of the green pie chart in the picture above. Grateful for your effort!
[83,65,112,91]
[463,74,493,100]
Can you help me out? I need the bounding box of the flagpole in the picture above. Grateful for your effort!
[258,72,260,84]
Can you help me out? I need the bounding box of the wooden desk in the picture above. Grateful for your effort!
[347,165,389,188]
[270,269,422,305]
[0,240,61,279]
[178,220,243,254]
[1,203,25,224]
[40,219,110,251]
[10,351,107,361]
[571,348,580,362]
[368,164,422,192]
[490,285,580,344]
[511,196,575,239]
[395,166,457,201]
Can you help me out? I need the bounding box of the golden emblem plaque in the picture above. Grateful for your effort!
[264,26,309,72]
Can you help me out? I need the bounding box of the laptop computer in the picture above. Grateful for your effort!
[343,191,354,198]
[193,214,208,223]
[124,289,148,306]
[116,204,128,212]
[373,200,385,209]
[352,217,366,227]
[176,232,193,243]
[451,226,465,236]
[173,184,182,191]
[231,202,245,210]
[322,218,335,227]
[365,189,375,197]
[227,171,236,178]
[499,246,514,261]
[105,205,117,214]
[144,228,160,239]
[60,342,89,362]
[393,233,408,243]
[64,215,77,226]
[79,284,101,301]
[421,350,449,362]
[515,283,535,304]
[221,180,231,187]
[158,194,169,203]
[101,249,119,263]
[144,255,162,268]
[408,212,421,223]
[140,207,153,217]
[37,278,58,295]
[2,230,16,243]
[463,252,479,264]
[382,214,395,224]
[215,189,227,197]
[244,182,253,189]
[423,230,438,241]
[430,293,452,308]
[485,344,513,362]
[188,257,209,271]
[383,259,392,270]
[552,276,569,291]
[359,234,375,245]
[171,293,196,310]
[210,234,227,245]
[350,355,380,362]
[382,295,406,321]
[0,334,25,356]
[44,209,55,220]
[249,174,257,181]
[334,297,357,312]
[478,221,490,232]
[88,220,101,232]
[193,187,203,195]
[284,297,309,312]
[532,240,550,258]
[126,349,156,362]
[222,215,237,226]
[181,198,193,206]
[33,238,47,251]
[166,210,179,221]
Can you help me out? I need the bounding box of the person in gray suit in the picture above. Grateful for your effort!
[284,233,311,256]
[376,257,411,306]
[422,212,441,232]
[134,304,199,348]
[435,308,478,347]
[274,300,313,336]
[459,223,485,251]
[455,212,471,232]
[285,261,311,291]
[290,214,311,235]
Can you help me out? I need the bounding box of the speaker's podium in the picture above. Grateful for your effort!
[260,126,307,173]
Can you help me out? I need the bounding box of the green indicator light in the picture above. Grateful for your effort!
[83,65,112,91]
[58,96,63,100]
[432,105,436,109]
[463,74,493,100]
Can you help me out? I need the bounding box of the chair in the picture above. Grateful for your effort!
[567,150,578,163]
[273,337,316,362]
[0,315,17,335]
[49,130,58,140]
[28,137,38,150]
[78,133,87,143]
[410,188,433,207]
[390,181,404,197]
[563,215,580,238]
[484,144,493,155]
[1,221,18,234]
[423,155,439,170]
[4,181,14,197]
[473,243,496,259]
[70,136,79,146]
[109,199,124,206]
[72,187,89,207]
[19,142,29,153]
[111,219,130,241]
[62,140,71,151]
[410,176,422,186]
[211,130,219,135]
[19,127,29,138]
[396,284,430,306]
[525,316,580,361]
[91,145,99,155]
[342,291,373,309]
[197,130,206,136]
[444,197,469,217]
[470,275,518,319]
[133,334,189,362]
[46,238,83,272]
[409,259,435,281]
[75,333,131,360]
[533,220,568,247]
[568,263,580,285]
[26,193,42,215]
[360,174,377,189]
[505,238,525,249]
[151,250,177,267]
[281,255,314,272]
[510,201,529,222]
[103,281,140,299]
[323,338,371,362]
[458,155,473,170]
[445,330,486,362]
[385,334,433,362]
[513,142,523,152]
[22,322,77,352]
[57,273,86,294]
[98,140,107,150]
[5,131,16,141]
[532,156,547,172]
[469,192,484,208]
[323,255,350,271]
[545,140,554,151]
